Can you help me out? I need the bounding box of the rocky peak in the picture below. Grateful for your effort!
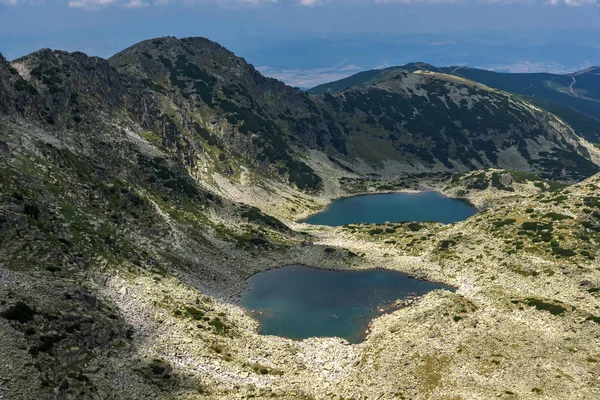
[0,48,128,130]
[399,62,440,72]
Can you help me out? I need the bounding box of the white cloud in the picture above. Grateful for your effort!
[298,0,323,5]
[375,0,464,3]
[68,0,115,8]
[66,0,282,8]
[67,0,149,8]
[123,0,148,7]
[548,0,596,5]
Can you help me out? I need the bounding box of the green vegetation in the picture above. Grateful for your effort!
[544,212,572,221]
[551,246,575,257]
[492,219,516,229]
[185,306,205,321]
[525,299,567,316]
[407,222,423,232]
[241,206,288,232]
[521,222,552,232]
[586,315,600,324]
[208,317,229,334]
[584,197,600,208]
[439,240,457,250]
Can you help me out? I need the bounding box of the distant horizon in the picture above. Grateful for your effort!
[2,0,600,87]
[3,34,599,90]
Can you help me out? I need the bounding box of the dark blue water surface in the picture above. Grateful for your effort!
[241,265,453,343]
[302,191,477,226]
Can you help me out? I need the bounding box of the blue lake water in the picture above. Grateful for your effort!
[302,191,477,226]
[241,265,453,343]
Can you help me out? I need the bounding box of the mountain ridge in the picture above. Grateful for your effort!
[308,62,600,95]
[309,62,600,143]
[3,38,599,188]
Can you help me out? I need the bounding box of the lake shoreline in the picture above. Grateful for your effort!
[240,264,455,344]
[297,189,478,226]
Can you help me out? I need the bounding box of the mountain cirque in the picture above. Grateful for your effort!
[0,37,600,399]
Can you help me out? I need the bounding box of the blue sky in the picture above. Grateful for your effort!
[1,0,600,87]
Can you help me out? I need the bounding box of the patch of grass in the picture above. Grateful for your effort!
[521,221,553,232]
[407,222,423,232]
[241,206,288,232]
[439,240,457,250]
[185,306,205,321]
[492,218,516,229]
[141,79,168,94]
[540,195,568,204]
[525,298,567,316]
[208,317,229,334]
[544,212,572,221]
[551,246,575,257]
[586,315,600,324]
[584,197,600,208]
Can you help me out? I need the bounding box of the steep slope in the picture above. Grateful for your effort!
[308,68,389,95]
[443,65,600,119]
[319,68,599,181]
[108,37,348,191]
[307,63,439,95]
[0,47,329,400]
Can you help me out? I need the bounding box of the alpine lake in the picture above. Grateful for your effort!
[241,192,476,343]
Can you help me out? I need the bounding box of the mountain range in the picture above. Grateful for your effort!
[1,37,600,399]
[2,37,600,192]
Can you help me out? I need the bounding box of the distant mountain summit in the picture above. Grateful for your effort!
[307,62,441,95]
[309,62,600,143]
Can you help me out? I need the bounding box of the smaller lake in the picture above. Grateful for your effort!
[241,265,453,343]
[302,191,477,226]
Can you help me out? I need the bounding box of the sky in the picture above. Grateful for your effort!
[1,0,600,88]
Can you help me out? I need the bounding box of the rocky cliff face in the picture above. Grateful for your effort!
[109,36,345,191]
